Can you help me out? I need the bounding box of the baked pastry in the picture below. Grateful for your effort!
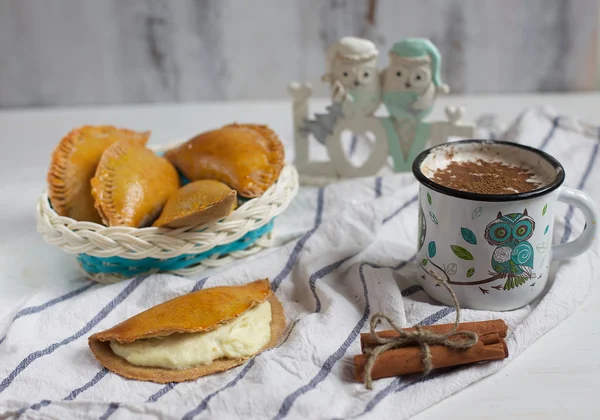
[88,279,285,383]
[164,124,285,198]
[152,180,237,228]
[91,140,180,227]
[47,125,150,223]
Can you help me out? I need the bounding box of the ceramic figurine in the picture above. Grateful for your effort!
[289,36,475,185]
[323,37,381,119]
[381,38,449,171]
[291,36,389,181]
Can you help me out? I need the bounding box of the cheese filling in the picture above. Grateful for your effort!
[110,301,272,369]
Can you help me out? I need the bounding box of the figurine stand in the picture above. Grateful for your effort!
[288,37,476,186]
[289,82,474,186]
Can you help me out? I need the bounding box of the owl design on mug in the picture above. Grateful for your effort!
[484,209,535,286]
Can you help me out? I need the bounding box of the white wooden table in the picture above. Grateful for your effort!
[1,93,599,419]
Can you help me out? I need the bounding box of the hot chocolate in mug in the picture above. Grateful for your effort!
[412,140,598,311]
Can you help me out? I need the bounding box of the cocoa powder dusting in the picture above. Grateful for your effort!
[431,159,542,194]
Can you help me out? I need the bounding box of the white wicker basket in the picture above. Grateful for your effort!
[36,160,299,284]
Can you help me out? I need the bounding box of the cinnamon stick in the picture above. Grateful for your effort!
[354,332,508,383]
[360,319,507,351]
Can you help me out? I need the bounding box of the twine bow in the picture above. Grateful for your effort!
[362,276,478,389]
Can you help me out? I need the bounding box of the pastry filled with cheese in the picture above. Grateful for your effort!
[88,279,285,383]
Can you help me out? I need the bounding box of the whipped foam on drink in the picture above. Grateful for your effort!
[420,142,556,194]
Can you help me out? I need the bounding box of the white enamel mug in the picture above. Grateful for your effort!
[412,140,598,311]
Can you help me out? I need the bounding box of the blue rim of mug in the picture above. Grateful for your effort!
[412,139,566,202]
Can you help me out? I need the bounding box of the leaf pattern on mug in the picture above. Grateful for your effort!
[460,227,477,245]
[446,263,457,275]
[427,192,432,205]
[472,206,483,219]
[428,241,437,258]
[421,258,428,266]
[466,267,475,278]
[536,242,548,253]
[503,276,528,290]
[544,225,549,235]
[450,245,474,260]
[542,204,548,216]
[429,211,438,225]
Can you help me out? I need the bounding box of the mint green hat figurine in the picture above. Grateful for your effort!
[288,36,474,185]
[383,38,449,120]
[381,38,453,172]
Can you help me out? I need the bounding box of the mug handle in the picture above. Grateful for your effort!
[552,187,598,261]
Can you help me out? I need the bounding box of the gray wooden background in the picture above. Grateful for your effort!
[0,0,597,108]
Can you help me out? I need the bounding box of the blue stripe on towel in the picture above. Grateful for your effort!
[17,400,50,415]
[19,368,110,415]
[181,358,257,420]
[147,382,177,403]
[64,368,110,401]
[394,254,416,270]
[349,371,442,419]
[309,254,356,313]
[374,177,383,198]
[272,262,374,420]
[0,283,96,346]
[15,283,96,320]
[539,116,560,150]
[401,285,424,297]
[271,187,325,292]
[0,276,146,394]
[382,195,418,225]
[419,307,455,326]
[191,277,208,292]
[99,403,120,420]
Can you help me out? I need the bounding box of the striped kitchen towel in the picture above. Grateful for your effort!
[0,106,598,419]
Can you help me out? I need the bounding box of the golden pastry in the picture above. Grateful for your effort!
[47,125,150,223]
[91,140,180,227]
[164,123,285,198]
[152,180,237,228]
[88,279,286,383]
